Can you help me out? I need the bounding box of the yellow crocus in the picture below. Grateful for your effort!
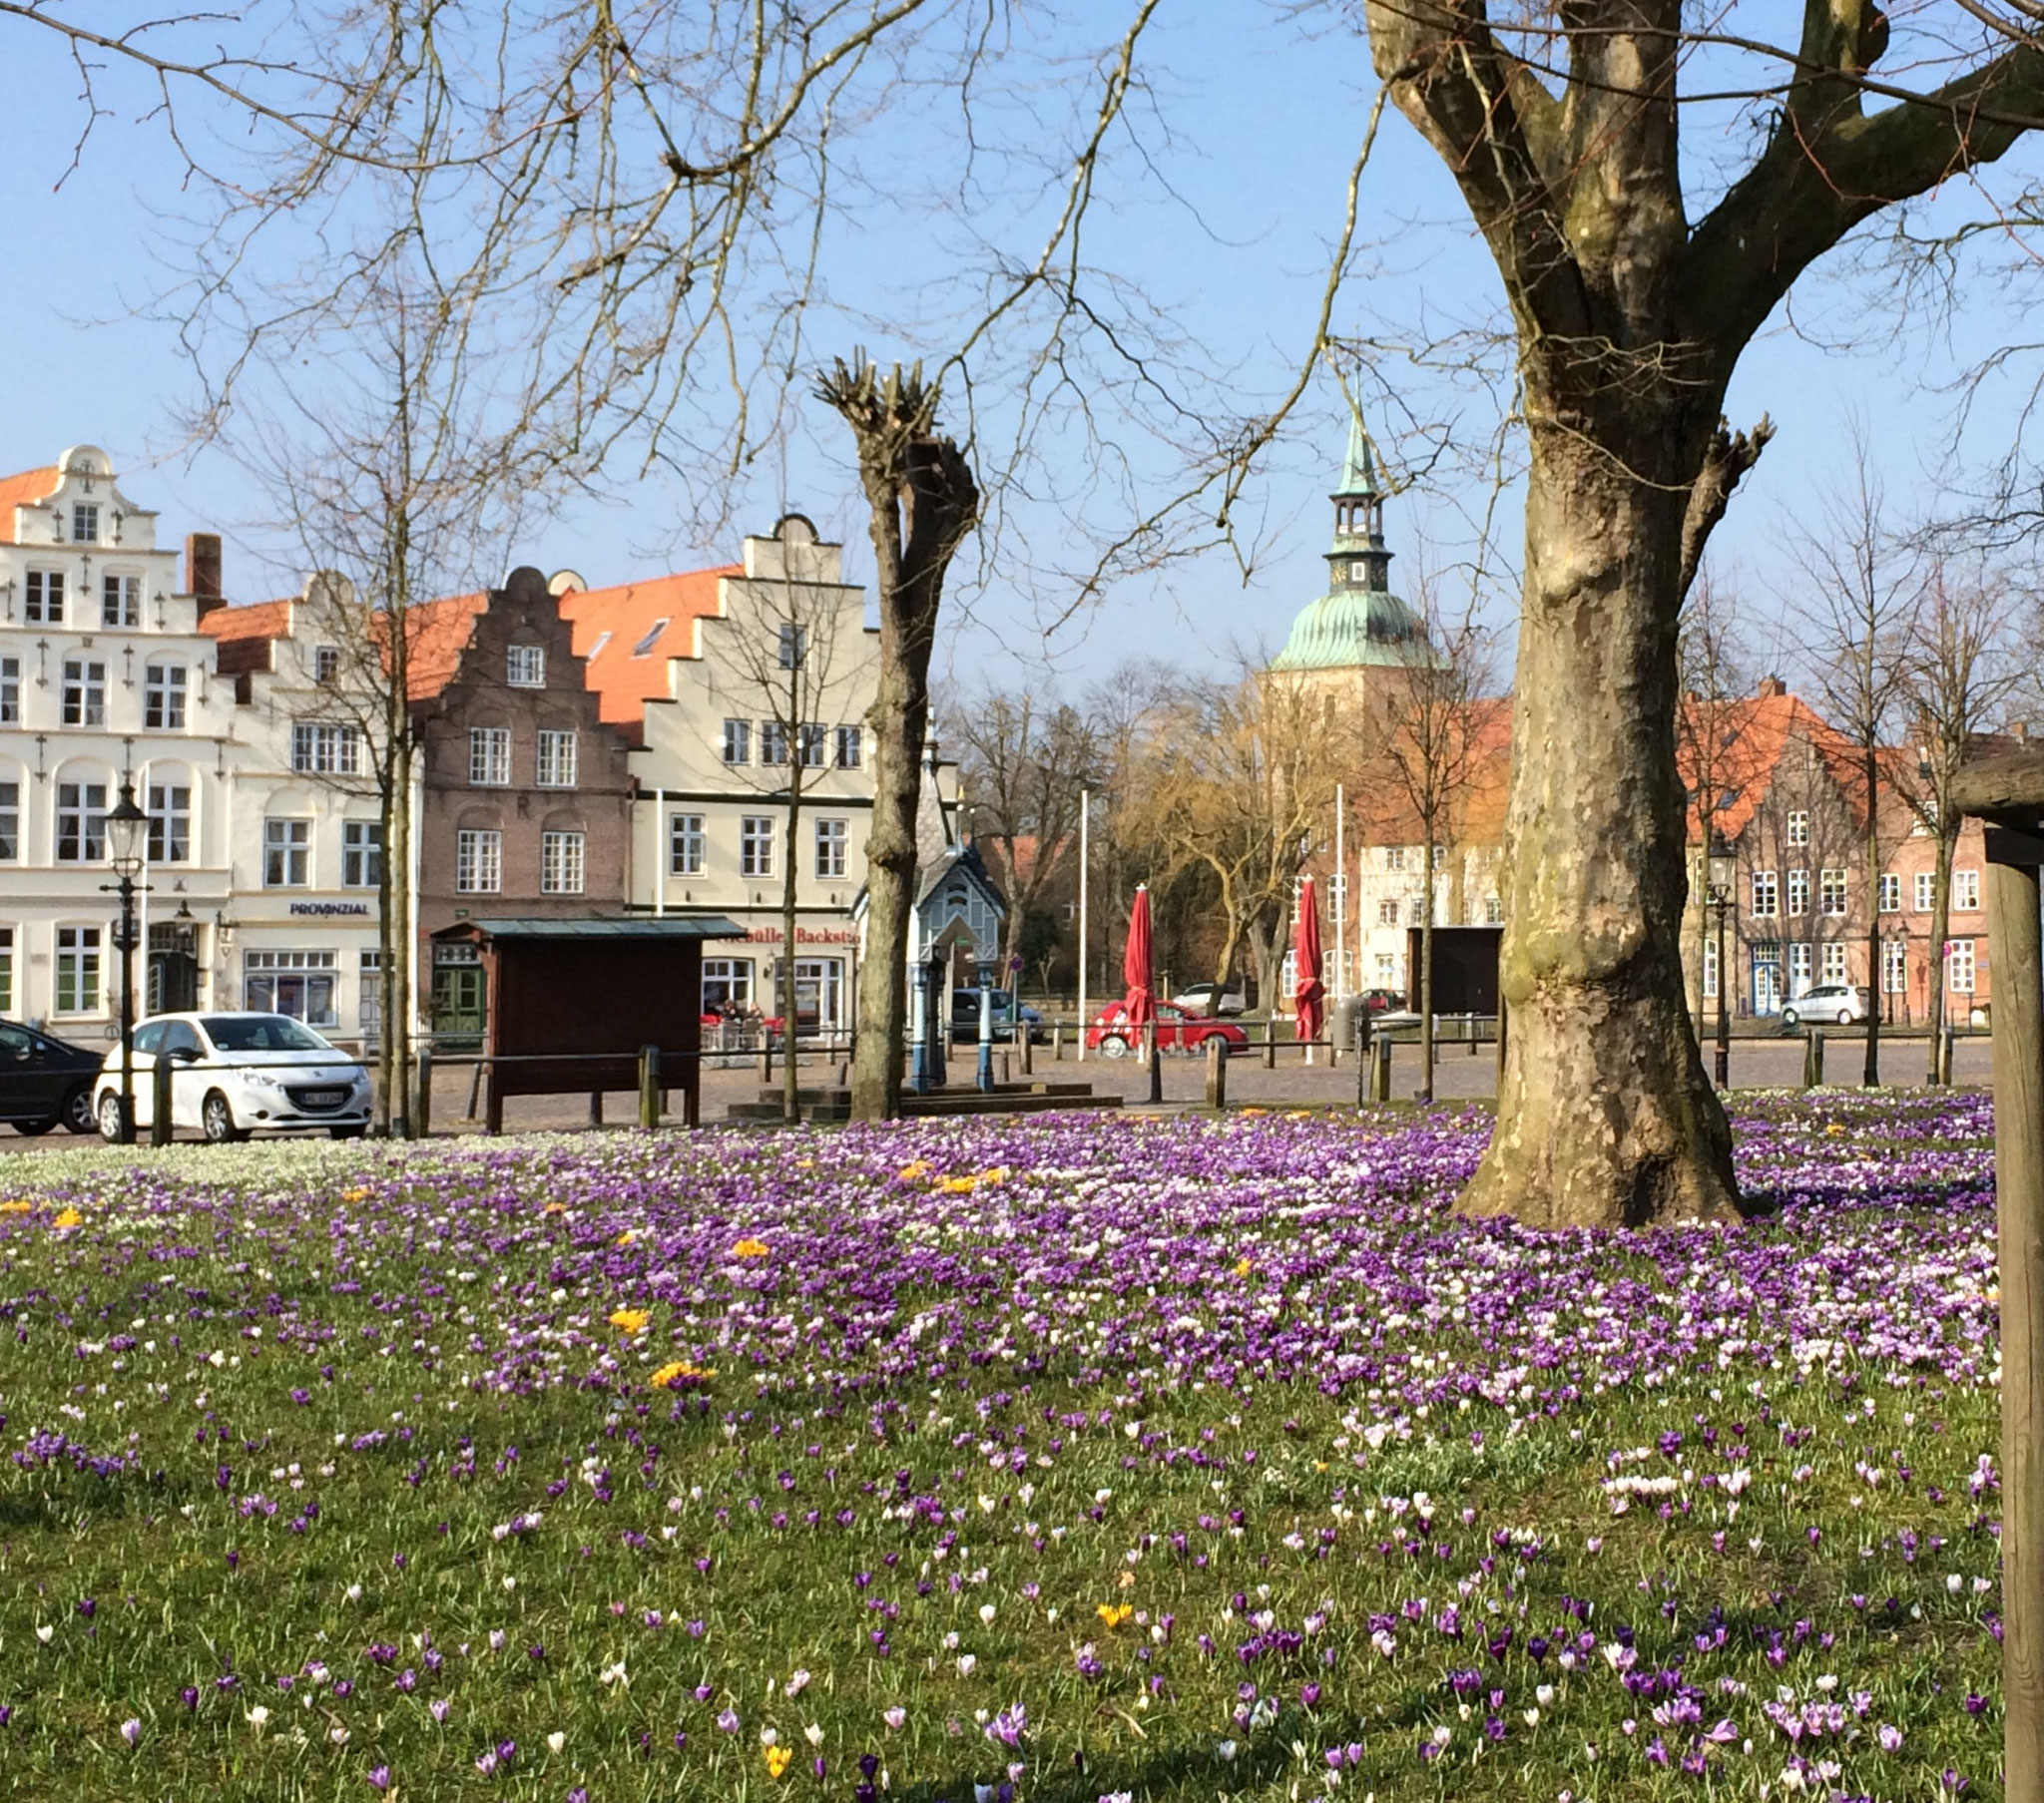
[609,1308,652,1335]
[765,1744,792,1778]
[733,1238,770,1259]
[52,1207,83,1230]
[1096,1602,1132,1629]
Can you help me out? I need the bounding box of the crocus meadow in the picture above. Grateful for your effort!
[0,1093,2005,1800]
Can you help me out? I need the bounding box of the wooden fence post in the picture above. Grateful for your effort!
[1262,1017,1277,1070]
[639,1045,661,1128]
[1370,1033,1392,1104]
[1987,846,2044,1803]
[414,1046,434,1138]
[1205,1034,1227,1110]
[151,1055,174,1146]
[1802,1029,1824,1090]
[1021,1025,1034,1077]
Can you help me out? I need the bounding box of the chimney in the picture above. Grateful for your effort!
[1755,675,1787,698]
[186,533,224,618]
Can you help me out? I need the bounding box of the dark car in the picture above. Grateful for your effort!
[0,1020,105,1135]
[948,989,1045,1044]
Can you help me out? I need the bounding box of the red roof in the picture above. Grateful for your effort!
[0,466,60,544]
[199,591,490,700]
[556,566,736,733]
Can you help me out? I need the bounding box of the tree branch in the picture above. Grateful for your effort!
[1678,413,1775,603]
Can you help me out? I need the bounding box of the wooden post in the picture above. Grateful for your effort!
[151,1054,174,1146]
[1262,1017,1277,1070]
[1370,1033,1392,1104]
[638,1045,661,1128]
[1053,1022,1065,1062]
[1145,1020,1163,1106]
[1020,1025,1034,1077]
[415,1046,435,1137]
[1987,849,2044,1803]
[1802,1029,1823,1090]
[684,1049,702,1128]
[465,1060,485,1121]
[1204,1034,1227,1109]
[588,1089,605,1127]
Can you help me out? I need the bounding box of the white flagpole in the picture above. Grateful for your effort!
[655,790,667,916]
[1076,788,1090,1062]
[1334,782,1345,1002]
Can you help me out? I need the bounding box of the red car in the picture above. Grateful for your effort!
[1086,1001,1248,1058]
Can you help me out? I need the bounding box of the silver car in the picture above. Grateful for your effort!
[95,1012,371,1143]
[1780,984,1872,1029]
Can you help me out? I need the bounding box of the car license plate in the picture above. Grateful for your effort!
[299,1090,343,1109]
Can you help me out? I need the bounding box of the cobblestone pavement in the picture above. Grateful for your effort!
[0,1030,1990,1150]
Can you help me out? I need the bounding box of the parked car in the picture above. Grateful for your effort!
[1359,988,1406,1015]
[0,1020,104,1135]
[1780,984,1872,1030]
[1087,1001,1249,1058]
[948,989,1046,1044]
[1170,981,1248,1018]
[94,1013,372,1143]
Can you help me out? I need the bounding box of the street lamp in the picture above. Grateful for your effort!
[1708,836,1737,1090]
[100,781,149,1143]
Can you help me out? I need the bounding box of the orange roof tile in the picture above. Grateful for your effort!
[197,591,490,700]
[557,566,737,731]
[0,466,60,544]
[198,600,293,644]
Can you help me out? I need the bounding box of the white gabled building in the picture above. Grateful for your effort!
[557,514,884,1034]
[0,449,237,1034]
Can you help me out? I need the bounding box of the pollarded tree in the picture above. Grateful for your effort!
[1363,4,2044,1226]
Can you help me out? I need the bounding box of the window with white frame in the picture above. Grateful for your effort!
[777,623,807,669]
[56,780,107,862]
[313,645,341,683]
[798,722,826,767]
[536,729,578,788]
[0,927,11,1014]
[1953,868,1981,911]
[291,721,360,775]
[814,816,847,879]
[1787,809,1809,848]
[722,719,752,764]
[741,815,774,878]
[72,503,100,544]
[101,572,140,628]
[669,812,705,876]
[147,782,191,863]
[506,645,546,686]
[342,821,382,888]
[1949,938,1977,994]
[1484,893,1503,925]
[833,725,862,769]
[245,950,338,1026]
[759,720,789,765]
[456,828,502,893]
[359,950,383,1039]
[468,725,511,786]
[263,818,310,886]
[25,569,64,623]
[1821,940,1849,984]
[1913,871,1935,912]
[1376,897,1399,926]
[1384,846,1406,871]
[1879,873,1900,913]
[1786,869,1808,917]
[62,657,106,726]
[702,958,753,1011]
[1882,937,1907,995]
[1374,952,1396,986]
[0,655,16,724]
[144,663,188,729]
[1788,942,1811,997]
[1750,869,1778,917]
[0,781,15,860]
[1819,868,1848,917]
[540,830,585,894]
[55,926,100,1014]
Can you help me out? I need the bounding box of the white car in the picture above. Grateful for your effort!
[1780,984,1872,1029]
[94,1012,372,1143]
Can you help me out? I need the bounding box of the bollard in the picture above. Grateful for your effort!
[151,1054,174,1146]
[639,1045,661,1128]
[1942,1026,1957,1086]
[999,1051,1011,1086]
[1205,1033,1228,1109]
[1370,1032,1392,1104]
[588,1090,605,1127]
[1262,1018,1277,1070]
[1803,1029,1824,1090]
[1053,1022,1065,1062]
[465,1060,485,1121]
[413,1046,433,1138]
[1021,1025,1034,1077]
[763,1034,773,1084]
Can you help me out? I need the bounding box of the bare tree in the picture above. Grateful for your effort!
[1675,575,1755,1032]
[1379,580,1498,1103]
[1791,441,1924,1087]
[1897,559,2026,1080]
[818,357,979,1123]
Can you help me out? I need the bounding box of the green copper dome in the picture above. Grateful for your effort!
[1270,414,1437,673]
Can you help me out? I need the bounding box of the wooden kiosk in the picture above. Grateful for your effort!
[433,915,744,1133]
[1948,749,2044,1803]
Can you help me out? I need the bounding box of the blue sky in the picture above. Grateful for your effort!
[2,5,2038,700]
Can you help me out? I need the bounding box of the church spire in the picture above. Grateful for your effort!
[1328,410,1392,595]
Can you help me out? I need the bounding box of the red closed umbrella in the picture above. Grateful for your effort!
[1292,874,1325,1046]
[1123,885,1157,1027]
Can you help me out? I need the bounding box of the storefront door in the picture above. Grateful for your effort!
[431,948,488,1049]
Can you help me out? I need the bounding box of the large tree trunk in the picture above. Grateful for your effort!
[1460,413,1741,1228]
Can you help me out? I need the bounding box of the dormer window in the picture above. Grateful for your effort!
[506,645,545,686]
[72,504,100,545]
[631,619,670,659]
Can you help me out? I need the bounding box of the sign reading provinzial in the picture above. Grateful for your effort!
[287,902,373,918]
